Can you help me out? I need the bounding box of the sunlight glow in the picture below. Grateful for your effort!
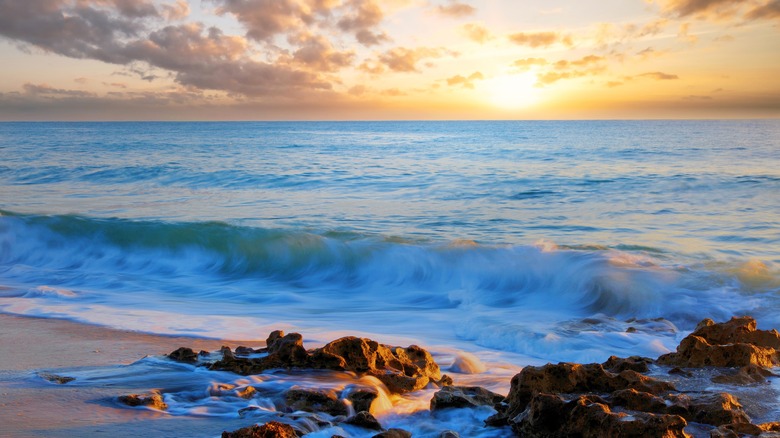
[481,72,542,109]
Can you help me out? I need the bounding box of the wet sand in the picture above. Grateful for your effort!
[0,313,263,437]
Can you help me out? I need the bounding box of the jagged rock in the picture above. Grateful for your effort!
[346,389,379,413]
[657,317,780,368]
[501,362,675,419]
[211,331,443,394]
[430,385,505,411]
[511,393,689,438]
[611,388,667,413]
[39,372,75,384]
[118,391,168,410]
[687,393,750,427]
[711,364,778,385]
[344,411,383,431]
[602,355,652,373]
[372,429,412,438]
[222,421,298,438]
[285,388,348,416]
[168,347,198,363]
[709,422,767,438]
[236,346,264,356]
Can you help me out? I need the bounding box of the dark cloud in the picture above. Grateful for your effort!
[507,31,572,48]
[22,82,96,97]
[337,0,388,46]
[654,0,780,22]
[435,1,476,18]
[209,0,310,42]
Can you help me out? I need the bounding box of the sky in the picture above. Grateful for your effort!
[0,0,778,120]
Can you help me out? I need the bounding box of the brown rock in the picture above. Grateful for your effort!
[603,355,652,373]
[222,421,298,438]
[657,317,780,368]
[372,429,412,438]
[346,389,379,413]
[118,391,168,411]
[502,362,675,418]
[711,364,778,385]
[657,335,779,368]
[285,388,348,417]
[693,317,780,349]
[38,372,75,384]
[344,411,383,431]
[709,423,764,438]
[237,386,257,399]
[168,347,198,363]
[210,331,442,394]
[611,388,667,413]
[687,393,750,427]
[511,393,690,438]
[430,385,505,411]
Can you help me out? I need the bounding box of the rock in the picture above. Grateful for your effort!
[118,391,168,411]
[657,317,780,368]
[168,347,198,363]
[222,421,298,438]
[236,346,264,356]
[344,411,383,431]
[602,355,652,373]
[668,367,693,377]
[38,372,75,384]
[439,431,460,438]
[237,386,257,399]
[346,389,379,413]
[502,362,675,418]
[686,393,750,427]
[430,385,505,411]
[210,331,442,394]
[610,389,667,413]
[709,423,765,437]
[511,393,690,438]
[372,429,412,438]
[285,388,348,416]
[711,364,778,385]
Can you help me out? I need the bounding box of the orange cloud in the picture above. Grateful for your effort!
[377,47,448,72]
[512,57,548,70]
[445,71,483,88]
[289,33,355,72]
[508,31,572,48]
[460,23,491,43]
[638,71,680,80]
[435,1,476,18]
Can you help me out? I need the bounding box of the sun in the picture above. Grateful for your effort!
[480,72,542,109]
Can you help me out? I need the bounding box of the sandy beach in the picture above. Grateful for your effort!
[0,313,263,438]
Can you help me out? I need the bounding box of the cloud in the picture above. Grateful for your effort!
[445,71,483,88]
[638,71,680,80]
[377,46,448,72]
[746,0,780,20]
[512,57,547,70]
[434,1,476,18]
[460,23,491,43]
[337,0,389,46]
[677,22,698,43]
[22,82,96,97]
[289,33,355,72]
[209,0,311,42]
[507,31,572,48]
[652,0,780,22]
[161,0,189,20]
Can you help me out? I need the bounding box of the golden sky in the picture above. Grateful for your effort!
[0,0,778,120]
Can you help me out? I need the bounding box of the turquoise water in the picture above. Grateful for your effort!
[1,121,779,434]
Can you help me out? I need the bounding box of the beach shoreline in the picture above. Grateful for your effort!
[0,313,264,437]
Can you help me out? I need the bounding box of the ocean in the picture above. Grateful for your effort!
[1,120,779,435]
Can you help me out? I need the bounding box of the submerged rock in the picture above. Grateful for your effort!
[711,364,778,385]
[222,421,298,438]
[346,388,379,413]
[168,347,198,363]
[38,372,75,384]
[344,411,383,431]
[210,331,444,394]
[372,429,412,438]
[657,317,780,368]
[118,391,168,411]
[430,385,505,411]
[285,388,348,416]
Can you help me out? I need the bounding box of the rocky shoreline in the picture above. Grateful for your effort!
[112,317,780,437]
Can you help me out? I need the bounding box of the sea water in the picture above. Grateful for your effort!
[1,121,779,435]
